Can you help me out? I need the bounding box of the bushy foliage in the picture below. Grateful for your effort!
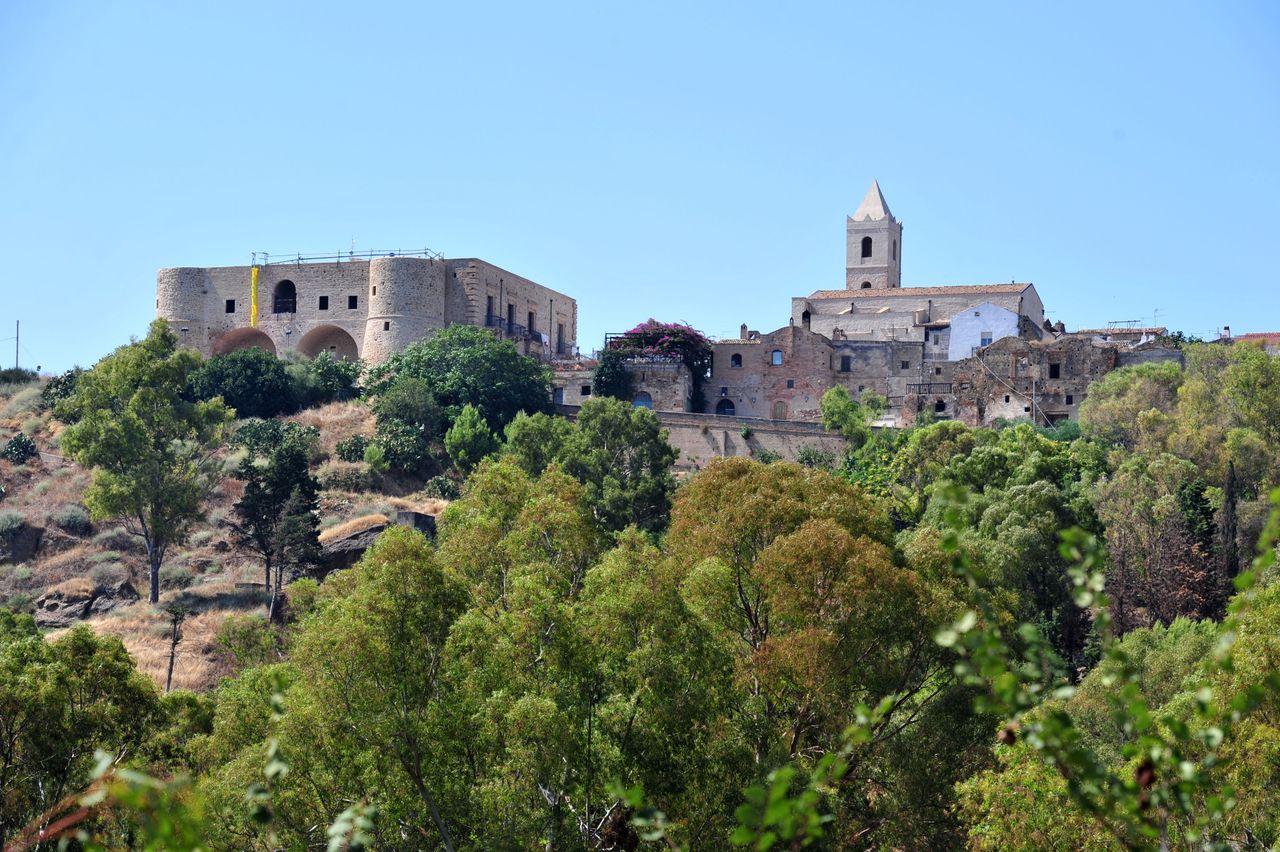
[444,403,498,474]
[188,347,297,419]
[1,432,37,464]
[316,460,374,492]
[41,367,83,411]
[419,474,459,500]
[605,318,713,409]
[0,367,37,384]
[50,502,92,535]
[333,433,371,463]
[590,347,633,400]
[364,324,552,431]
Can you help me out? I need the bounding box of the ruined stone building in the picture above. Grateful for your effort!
[157,252,578,365]
[597,181,1181,428]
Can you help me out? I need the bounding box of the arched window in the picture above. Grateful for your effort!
[715,399,736,416]
[771,349,783,366]
[632,392,653,410]
[272,280,297,314]
[771,400,788,420]
[801,310,811,329]
[860,236,873,259]
[730,353,742,369]
[860,281,872,289]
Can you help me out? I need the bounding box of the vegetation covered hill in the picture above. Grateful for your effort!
[1,326,1279,849]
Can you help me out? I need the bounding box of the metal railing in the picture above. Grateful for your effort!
[906,382,953,394]
[250,248,445,266]
[485,314,543,342]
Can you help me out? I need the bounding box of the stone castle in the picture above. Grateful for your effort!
[156,183,1182,464]
[156,253,578,364]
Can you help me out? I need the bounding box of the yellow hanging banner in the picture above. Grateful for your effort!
[250,266,260,327]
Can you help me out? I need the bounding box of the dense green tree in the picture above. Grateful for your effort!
[503,410,574,476]
[444,402,499,474]
[590,347,634,400]
[58,320,233,602]
[364,324,552,431]
[818,385,886,448]
[188,347,297,419]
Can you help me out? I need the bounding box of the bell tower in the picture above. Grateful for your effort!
[845,180,902,290]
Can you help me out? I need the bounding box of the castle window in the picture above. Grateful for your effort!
[860,236,872,259]
[771,400,788,420]
[786,379,795,389]
[840,355,851,372]
[528,311,536,333]
[487,296,495,325]
[716,399,736,416]
[581,385,592,397]
[633,392,653,410]
[1049,362,1061,379]
[225,299,236,314]
[720,386,728,396]
[318,296,329,310]
[557,323,565,355]
[901,360,909,370]
[935,366,942,375]
[383,321,390,331]
[372,286,377,296]
[771,350,783,366]
[272,280,296,314]
[1024,406,1031,413]
[860,281,872,289]
[935,399,946,413]
[1066,394,1075,405]
[892,239,897,261]
[553,387,564,405]
[731,353,742,369]
[1005,395,1011,403]
[507,304,515,332]
[348,295,358,310]
[801,310,811,329]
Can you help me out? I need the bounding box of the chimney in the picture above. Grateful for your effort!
[740,323,748,339]
[1223,325,1231,339]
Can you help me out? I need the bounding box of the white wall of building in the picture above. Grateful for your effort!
[948,302,1020,360]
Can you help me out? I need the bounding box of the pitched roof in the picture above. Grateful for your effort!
[1234,332,1280,343]
[851,180,892,222]
[1075,327,1167,336]
[806,283,1032,300]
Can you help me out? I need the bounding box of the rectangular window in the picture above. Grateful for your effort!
[1005,395,1011,403]
[1049,362,1061,379]
[1066,394,1074,405]
[581,385,592,397]
[487,295,495,324]
[840,355,851,372]
[931,333,938,344]
[225,299,235,313]
[318,295,329,310]
[383,321,390,331]
[348,295,358,309]
[557,323,565,354]
[720,386,728,396]
[935,366,942,375]
[901,360,910,370]
[372,286,377,296]
[508,304,515,331]
[980,331,993,347]
[528,311,536,333]
[786,379,795,389]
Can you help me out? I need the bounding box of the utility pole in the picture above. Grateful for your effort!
[13,320,17,369]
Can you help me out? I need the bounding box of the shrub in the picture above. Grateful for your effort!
[316,460,374,492]
[420,475,460,500]
[0,510,24,535]
[1,433,37,464]
[50,503,92,535]
[41,367,83,410]
[795,446,837,470]
[754,449,782,464]
[0,367,38,385]
[232,419,319,457]
[215,613,280,670]
[372,376,442,434]
[591,347,634,400]
[159,563,195,590]
[90,561,129,586]
[740,426,753,440]
[284,577,321,621]
[93,527,141,552]
[190,530,215,547]
[335,434,372,463]
[444,403,499,475]
[1,387,43,418]
[188,347,298,419]
[373,419,434,476]
[362,443,390,474]
[89,550,123,564]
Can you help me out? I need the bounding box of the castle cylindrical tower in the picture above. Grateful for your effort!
[362,257,446,364]
[156,267,212,355]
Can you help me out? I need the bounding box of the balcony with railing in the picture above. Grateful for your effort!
[906,382,953,395]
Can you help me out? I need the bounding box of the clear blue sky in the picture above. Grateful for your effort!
[2,1,1277,372]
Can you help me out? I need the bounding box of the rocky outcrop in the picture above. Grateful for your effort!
[0,523,43,565]
[316,511,437,578]
[34,580,140,629]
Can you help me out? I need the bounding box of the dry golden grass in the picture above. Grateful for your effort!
[31,544,104,586]
[70,582,270,692]
[288,401,375,459]
[49,576,96,597]
[386,496,450,517]
[318,513,388,543]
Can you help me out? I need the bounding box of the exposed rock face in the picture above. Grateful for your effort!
[0,523,43,565]
[315,511,436,578]
[34,580,140,629]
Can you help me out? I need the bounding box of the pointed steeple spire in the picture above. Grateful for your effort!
[852,180,893,222]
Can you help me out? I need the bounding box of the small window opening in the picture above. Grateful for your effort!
[860,236,872,258]
[801,310,811,329]
[892,239,897,260]
[272,280,297,314]
[840,355,851,372]
[528,311,536,333]
[383,321,390,331]
[372,286,377,296]
[1024,406,1031,413]
[225,299,236,314]
[980,331,993,347]
[581,385,592,397]
[719,386,728,396]
[1004,395,1011,403]
[716,399,736,416]
[731,353,742,368]
[1066,394,1075,405]
[860,281,872,289]
[1049,362,1061,379]
[348,295,358,310]
[934,399,946,413]
[901,360,910,370]
[935,366,942,375]
[318,295,329,310]
[786,379,795,389]
[771,350,783,366]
